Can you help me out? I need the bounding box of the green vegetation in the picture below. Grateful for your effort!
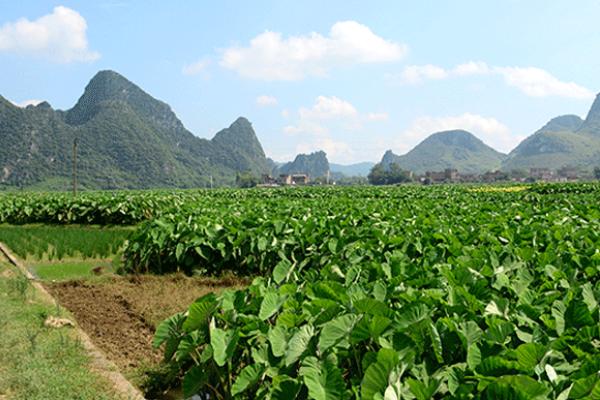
[31,261,114,281]
[137,184,600,399]
[0,262,116,399]
[367,162,413,185]
[236,172,260,188]
[0,190,203,224]
[2,184,600,398]
[0,225,131,260]
[0,70,269,190]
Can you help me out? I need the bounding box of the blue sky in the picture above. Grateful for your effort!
[0,1,598,163]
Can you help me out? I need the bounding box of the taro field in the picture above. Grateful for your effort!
[1,183,600,399]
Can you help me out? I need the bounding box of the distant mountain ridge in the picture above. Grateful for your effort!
[330,162,374,177]
[3,70,599,188]
[379,130,506,174]
[276,151,330,177]
[502,95,600,171]
[0,70,269,189]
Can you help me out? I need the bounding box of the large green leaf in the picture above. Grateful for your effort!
[231,364,265,396]
[458,321,482,348]
[354,298,392,317]
[569,374,599,399]
[361,348,399,400]
[396,304,430,329]
[210,326,239,367]
[299,356,345,400]
[318,314,359,353]
[175,330,206,362]
[285,325,315,366]
[407,378,441,400]
[582,283,598,312]
[259,290,285,320]
[270,375,301,400]
[183,293,217,333]
[514,343,545,372]
[467,343,482,371]
[483,375,549,399]
[565,300,595,329]
[153,312,186,361]
[182,365,207,398]
[268,325,289,357]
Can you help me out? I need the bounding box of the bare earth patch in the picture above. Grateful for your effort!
[45,274,245,373]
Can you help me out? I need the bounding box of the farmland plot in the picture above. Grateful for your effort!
[1,183,600,399]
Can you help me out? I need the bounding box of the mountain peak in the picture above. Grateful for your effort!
[34,101,53,110]
[211,117,269,174]
[228,117,255,133]
[580,93,600,134]
[277,151,330,177]
[84,70,138,101]
[380,129,504,174]
[65,70,182,130]
[537,115,583,133]
[426,130,484,149]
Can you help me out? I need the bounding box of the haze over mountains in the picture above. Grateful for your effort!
[1,70,599,189]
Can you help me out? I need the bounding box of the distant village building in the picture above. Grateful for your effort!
[260,174,310,186]
[458,173,478,183]
[481,170,508,183]
[423,168,460,184]
[530,168,554,181]
[445,168,459,181]
[557,166,578,181]
[261,174,277,185]
[289,174,309,184]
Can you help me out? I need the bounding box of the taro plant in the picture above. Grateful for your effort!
[155,247,600,399]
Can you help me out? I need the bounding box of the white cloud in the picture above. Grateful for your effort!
[400,64,448,84]
[396,113,521,154]
[299,96,357,120]
[282,96,388,163]
[9,99,44,108]
[284,96,361,136]
[452,61,492,76]
[367,112,389,121]
[182,58,210,76]
[0,6,99,63]
[220,21,407,81]
[281,109,290,118]
[495,66,594,99]
[256,95,278,107]
[395,61,593,99]
[284,95,387,136]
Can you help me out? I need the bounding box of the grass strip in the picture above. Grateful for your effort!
[0,260,118,400]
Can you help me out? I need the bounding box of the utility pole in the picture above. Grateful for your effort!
[326,169,331,185]
[209,175,213,189]
[72,138,78,196]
